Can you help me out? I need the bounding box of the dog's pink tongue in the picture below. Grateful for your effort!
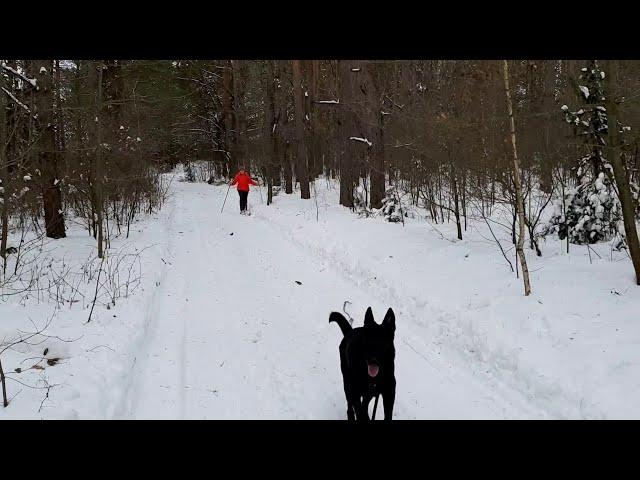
[368,364,379,378]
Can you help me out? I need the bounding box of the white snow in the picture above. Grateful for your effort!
[579,86,590,99]
[349,137,373,147]
[317,100,339,104]
[2,171,640,419]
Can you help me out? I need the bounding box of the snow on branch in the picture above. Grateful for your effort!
[578,85,590,99]
[0,63,37,88]
[349,136,372,147]
[314,99,340,104]
[1,87,32,114]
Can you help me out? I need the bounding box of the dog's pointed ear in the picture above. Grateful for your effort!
[382,308,395,332]
[364,307,376,327]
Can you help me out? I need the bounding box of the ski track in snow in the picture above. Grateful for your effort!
[115,181,546,419]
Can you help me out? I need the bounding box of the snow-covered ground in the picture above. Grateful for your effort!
[2,171,639,419]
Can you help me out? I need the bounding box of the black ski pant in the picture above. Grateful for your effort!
[238,190,249,211]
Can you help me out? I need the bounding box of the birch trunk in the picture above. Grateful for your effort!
[502,60,531,296]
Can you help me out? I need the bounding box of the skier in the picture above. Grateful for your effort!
[230,168,259,215]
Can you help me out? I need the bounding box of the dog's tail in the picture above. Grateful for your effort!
[329,312,353,336]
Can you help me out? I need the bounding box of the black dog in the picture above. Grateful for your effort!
[329,306,396,421]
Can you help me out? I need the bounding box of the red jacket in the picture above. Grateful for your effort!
[231,172,258,192]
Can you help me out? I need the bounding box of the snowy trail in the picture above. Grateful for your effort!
[117,181,544,419]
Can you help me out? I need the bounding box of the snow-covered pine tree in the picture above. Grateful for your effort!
[380,185,406,223]
[183,162,196,182]
[543,60,627,247]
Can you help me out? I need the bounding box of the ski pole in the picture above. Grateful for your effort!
[221,184,231,213]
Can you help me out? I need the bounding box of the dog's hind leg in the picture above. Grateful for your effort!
[345,387,366,421]
[348,394,363,421]
[347,401,356,421]
[342,378,357,421]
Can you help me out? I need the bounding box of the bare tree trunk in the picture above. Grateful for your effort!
[462,170,467,231]
[365,62,386,210]
[503,60,531,296]
[54,59,66,152]
[0,357,8,407]
[34,60,66,239]
[304,60,317,178]
[95,62,105,258]
[451,166,462,240]
[0,69,8,264]
[511,202,517,245]
[0,187,7,272]
[231,60,246,172]
[264,60,278,205]
[284,141,293,194]
[338,60,354,208]
[310,60,323,177]
[273,61,284,188]
[222,61,235,177]
[292,60,310,199]
[603,59,640,285]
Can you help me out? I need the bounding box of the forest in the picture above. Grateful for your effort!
[1,59,639,419]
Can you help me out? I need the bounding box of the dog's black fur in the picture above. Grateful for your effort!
[329,306,396,421]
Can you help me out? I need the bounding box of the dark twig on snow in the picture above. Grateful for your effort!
[86,344,116,353]
[474,204,515,273]
[38,383,53,413]
[87,253,106,323]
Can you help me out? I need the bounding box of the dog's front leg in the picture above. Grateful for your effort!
[355,395,371,422]
[361,393,374,421]
[347,405,356,421]
[382,384,395,421]
[346,388,363,421]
